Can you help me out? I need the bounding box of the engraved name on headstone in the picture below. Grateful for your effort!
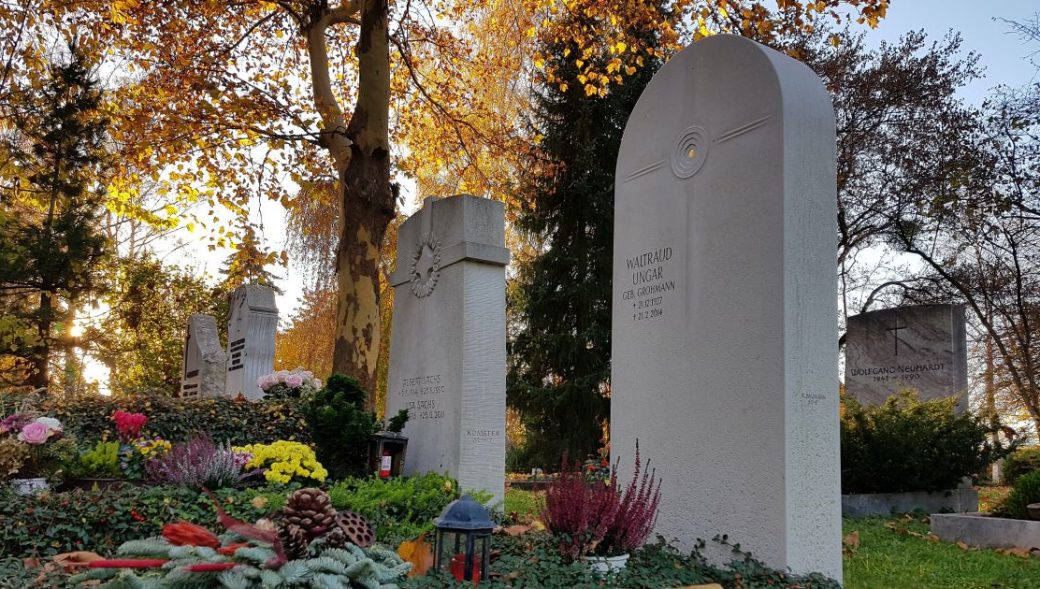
[180,314,226,398]
[611,35,841,580]
[385,195,510,504]
[845,304,968,411]
[224,284,278,400]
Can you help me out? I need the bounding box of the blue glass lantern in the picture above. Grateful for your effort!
[433,494,494,582]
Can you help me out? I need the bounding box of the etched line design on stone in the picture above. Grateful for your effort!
[714,115,771,144]
[409,233,442,298]
[623,160,665,183]
[671,125,709,178]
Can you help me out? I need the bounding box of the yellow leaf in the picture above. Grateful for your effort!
[397,534,434,577]
[584,84,597,96]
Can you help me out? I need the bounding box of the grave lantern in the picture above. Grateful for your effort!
[432,494,493,582]
[368,431,408,478]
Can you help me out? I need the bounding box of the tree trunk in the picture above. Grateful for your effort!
[330,0,393,408]
[29,290,52,390]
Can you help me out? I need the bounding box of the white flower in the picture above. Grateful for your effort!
[34,416,62,433]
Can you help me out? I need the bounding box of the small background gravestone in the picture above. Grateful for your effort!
[845,304,968,412]
[180,314,226,398]
[224,284,278,400]
[611,35,841,580]
[385,195,509,504]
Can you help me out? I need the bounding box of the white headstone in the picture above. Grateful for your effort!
[224,284,278,400]
[385,195,510,504]
[845,304,968,411]
[611,35,841,580]
[180,314,226,398]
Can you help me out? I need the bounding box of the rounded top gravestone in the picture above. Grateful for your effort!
[611,35,841,581]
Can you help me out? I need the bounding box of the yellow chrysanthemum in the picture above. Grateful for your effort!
[232,440,326,484]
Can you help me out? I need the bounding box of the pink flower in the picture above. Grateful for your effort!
[285,374,304,388]
[18,421,50,445]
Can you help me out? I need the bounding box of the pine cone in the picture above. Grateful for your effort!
[335,510,376,547]
[322,525,349,548]
[282,488,336,538]
[277,523,310,560]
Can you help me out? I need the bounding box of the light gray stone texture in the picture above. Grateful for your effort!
[224,284,278,400]
[385,195,509,504]
[931,513,1040,550]
[841,488,978,517]
[180,314,226,398]
[845,304,968,411]
[611,35,841,580]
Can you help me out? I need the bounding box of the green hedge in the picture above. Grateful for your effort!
[841,391,1010,494]
[994,470,1040,519]
[0,484,290,558]
[328,472,464,543]
[2,394,310,446]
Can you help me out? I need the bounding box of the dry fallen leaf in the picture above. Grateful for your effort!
[956,541,970,551]
[843,531,861,549]
[51,552,104,571]
[397,533,434,577]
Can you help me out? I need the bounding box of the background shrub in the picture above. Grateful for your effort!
[1003,446,1040,486]
[0,484,290,558]
[994,470,1040,519]
[303,374,379,479]
[841,391,1011,494]
[1,394,309,446]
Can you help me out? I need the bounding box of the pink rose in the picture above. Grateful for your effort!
[17,421,50,445]
[285,374,304,388]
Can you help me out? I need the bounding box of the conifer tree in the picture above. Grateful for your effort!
[507,23,662,469]
[0,44,110,390]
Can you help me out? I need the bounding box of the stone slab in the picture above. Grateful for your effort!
[842,488,978,517]
[931,513,1040,549]
[611,35,841,580]
[845,304,968,411]
[180,314,226,398]
[224,284,278,400]
[385,195,509,504]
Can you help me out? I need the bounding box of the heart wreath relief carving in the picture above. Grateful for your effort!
[409,234,441,298]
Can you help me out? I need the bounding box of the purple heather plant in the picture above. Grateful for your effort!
[543,442,662,560]
[145,434,257,489]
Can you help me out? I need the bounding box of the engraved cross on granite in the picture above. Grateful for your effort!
[886,316,907,356]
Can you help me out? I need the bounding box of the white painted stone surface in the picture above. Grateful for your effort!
[386,195,509,504]
[611,35,841,580]
[224,284,278,400]
[180,314,226,398]
[845,304,968,411]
